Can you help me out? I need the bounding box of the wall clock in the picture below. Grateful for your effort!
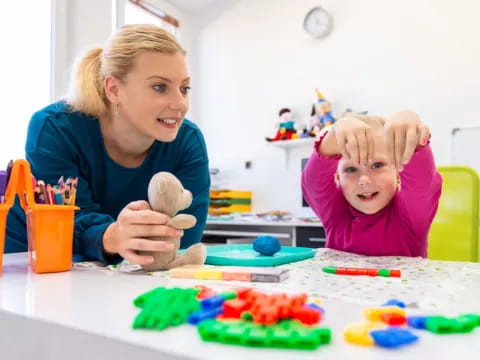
[303,6,334,39]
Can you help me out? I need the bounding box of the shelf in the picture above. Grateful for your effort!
[267,138,316,149]
[267,137,316,167]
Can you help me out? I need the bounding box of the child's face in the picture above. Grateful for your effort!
[335,137,399,214]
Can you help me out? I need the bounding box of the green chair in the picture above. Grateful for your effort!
[428,166,479,262]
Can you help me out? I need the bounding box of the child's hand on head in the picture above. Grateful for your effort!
[383,111,430,172]
[332,114,385,165]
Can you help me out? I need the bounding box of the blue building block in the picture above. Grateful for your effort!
[370,328,419,348]
[306,303,325,314]
[407,316,428,329]
[382,299,406,308]
[201,295,225,310]
[188,307,223,325]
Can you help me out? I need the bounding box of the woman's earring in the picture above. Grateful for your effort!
[114,103,120,118]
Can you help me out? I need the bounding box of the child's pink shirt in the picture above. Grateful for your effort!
[301,140,442,257]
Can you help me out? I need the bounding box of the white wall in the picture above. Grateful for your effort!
[51,0,114,101]
[0,1,51,166]
[196,0,480,215]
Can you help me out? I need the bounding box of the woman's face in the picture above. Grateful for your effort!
[116,51,190,142]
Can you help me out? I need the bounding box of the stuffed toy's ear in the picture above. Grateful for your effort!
[148,172,192,216]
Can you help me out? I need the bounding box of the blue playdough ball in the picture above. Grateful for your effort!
[253,235,281,256]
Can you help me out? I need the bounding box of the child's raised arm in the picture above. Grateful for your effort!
[383,110,430,171]
[319,115,385,165]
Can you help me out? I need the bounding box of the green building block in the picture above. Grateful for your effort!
[454,315,477,333]
[458,314,480,327]
[132,287,200,330]
[241,312,253,321]
[198,319,331,350]
[425,316,458,334]
[220,291,238,300]
[424,314,480,334]
[133,287,167,308]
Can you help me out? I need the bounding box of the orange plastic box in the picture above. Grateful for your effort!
[0,159,78,275]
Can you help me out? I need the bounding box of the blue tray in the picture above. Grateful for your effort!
[204,244,316,266]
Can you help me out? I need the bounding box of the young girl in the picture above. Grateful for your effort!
[6,25,210,266]
[301,111,442,257]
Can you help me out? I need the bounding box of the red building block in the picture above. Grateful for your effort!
[291,306,322,325]
[381,313,407,326]
[223,299,250,319]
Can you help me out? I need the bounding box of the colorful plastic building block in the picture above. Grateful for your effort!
[194,285,217,299]
[247,292,316,326]
[188,307,224,325]
[381,313,407,326]
[201,295,227,310]
[306,303,325,314]
[222,299,250,319]
[458,314,480,327]
[290,306,322,325]
[344,322,387,346]
[407,316,428,329]
[382,299,406,308]
[198,319,331,350]
[370,328,419,348]
[132,287,200,330]
[307,296,323,306]
[409,314,479,333]
[425,316,462,334]
[364,306,406,322]
[454,315,478,333]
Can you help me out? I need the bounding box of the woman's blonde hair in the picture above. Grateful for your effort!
[66,24,185,117]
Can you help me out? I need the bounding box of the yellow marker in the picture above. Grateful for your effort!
[363,306,406,322]
[344,322,387,346]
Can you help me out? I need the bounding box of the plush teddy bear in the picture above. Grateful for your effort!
[140,172,207,272]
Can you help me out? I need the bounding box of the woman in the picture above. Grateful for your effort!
[6,24,210,266]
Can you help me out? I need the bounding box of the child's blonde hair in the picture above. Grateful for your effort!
[66,24,185,117]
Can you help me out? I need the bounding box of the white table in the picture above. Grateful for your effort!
[1,250,480,360]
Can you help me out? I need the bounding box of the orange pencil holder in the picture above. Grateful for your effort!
[0,206,9,273]
[0,159,78,275]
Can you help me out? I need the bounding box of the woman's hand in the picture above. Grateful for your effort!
[383,111,430,171]
[102,200,183,266]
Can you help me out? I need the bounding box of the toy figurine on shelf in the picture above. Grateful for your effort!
[265,108,300,142]
[308,89,336,137]
[299,125,316,139]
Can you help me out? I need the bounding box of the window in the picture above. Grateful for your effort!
[0,1,51,166]
[124,0,179,36]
